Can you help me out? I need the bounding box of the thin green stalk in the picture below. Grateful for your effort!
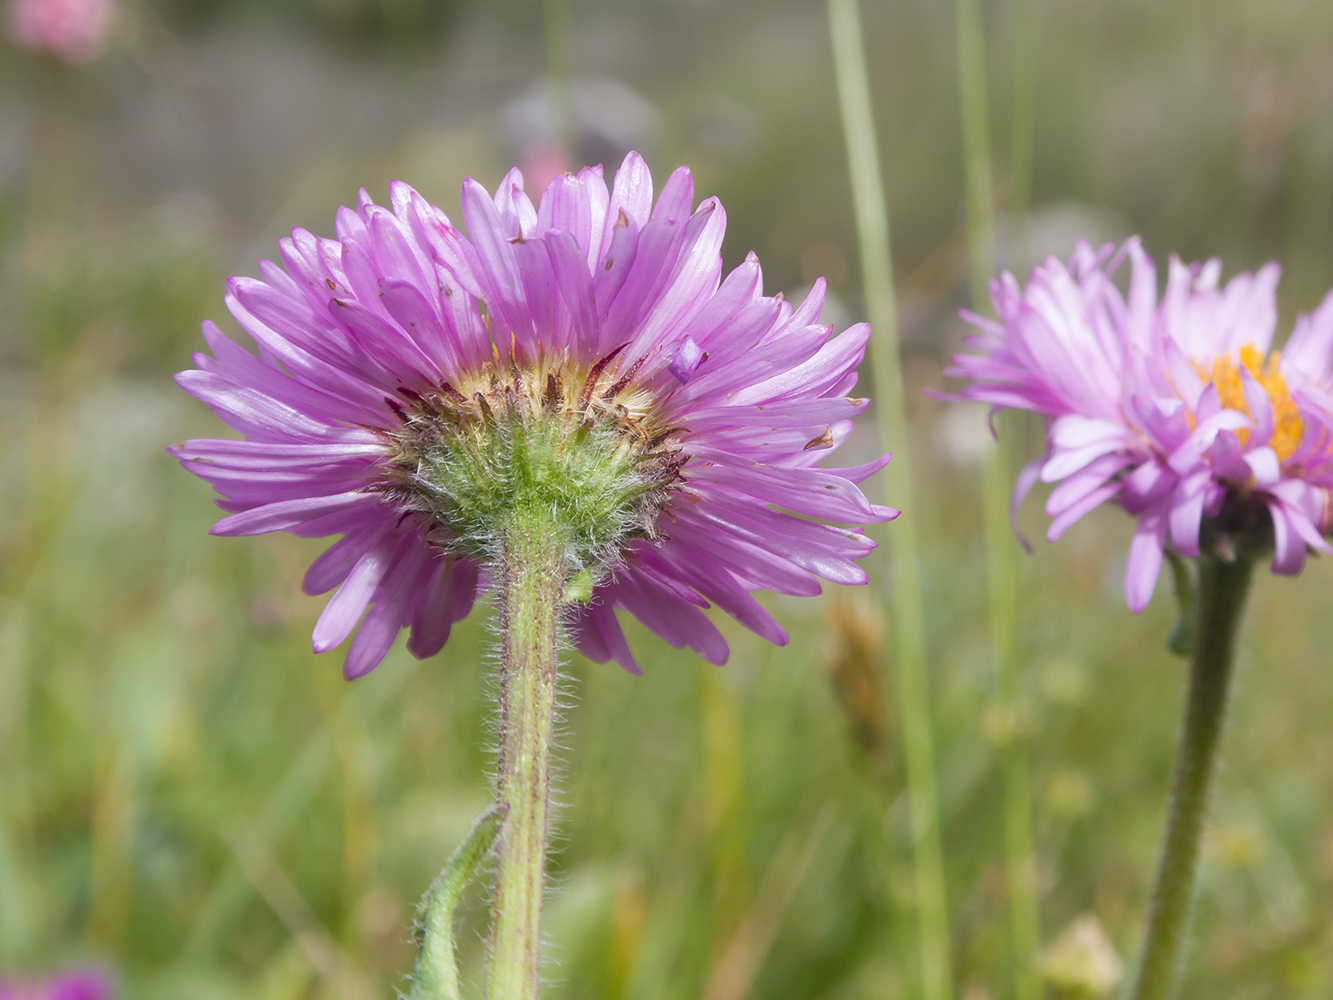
[487,516,565,1000]
[826,3,953,998]
[543,0,577,161]
[1008,0,1036,269]
[953,1,1042,997]
[955,0,997,304]
[1132,553,1254,1000]
[983,430,1041,1000]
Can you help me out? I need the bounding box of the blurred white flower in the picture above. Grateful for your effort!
[1039,914,1123,997]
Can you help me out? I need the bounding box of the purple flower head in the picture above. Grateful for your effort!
[944,237,1333,610]
[6,0,114,62]
[174,154,896,678]
[0,968,115,1000]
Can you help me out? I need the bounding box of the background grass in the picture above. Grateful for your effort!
[2,0,1333,997]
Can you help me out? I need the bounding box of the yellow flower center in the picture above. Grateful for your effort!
[1194,344,1304,462]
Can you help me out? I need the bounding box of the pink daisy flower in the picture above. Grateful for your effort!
[173,153,895,678]
[944,237,1333,610]
[6,0,114,63]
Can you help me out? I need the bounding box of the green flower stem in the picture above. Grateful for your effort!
[954,0,1043,995]
[1131,552,1255,1000]
[487,514,566,1000]
[826,2,953,998]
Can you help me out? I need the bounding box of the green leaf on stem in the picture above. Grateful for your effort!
[407,804,508,1000]
[1165,551,1195,658]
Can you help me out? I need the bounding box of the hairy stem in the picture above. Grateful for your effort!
[1131,552,1254,1000]
[488,517,566,1000]
[826,2,953,998]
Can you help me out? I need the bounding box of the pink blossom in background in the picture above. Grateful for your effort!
[519,139,572,198]
[174,153,896,678]
[942,238,1333,610]
[0,968,115,1000]
[6,0,114,63]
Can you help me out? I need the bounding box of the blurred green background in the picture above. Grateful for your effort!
[3,0,1333,997]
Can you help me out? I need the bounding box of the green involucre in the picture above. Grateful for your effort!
[381,361,683,585]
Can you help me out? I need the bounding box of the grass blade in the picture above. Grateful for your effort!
[826,2,954,997]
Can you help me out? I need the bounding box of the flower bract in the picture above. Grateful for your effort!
[944,238,1333,610]
[174,154,895,677]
